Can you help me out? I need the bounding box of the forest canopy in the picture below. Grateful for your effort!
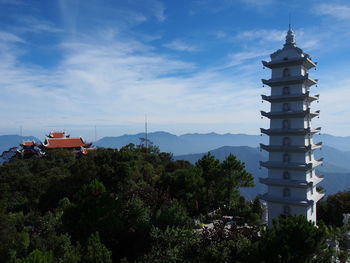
[0,144,334,262]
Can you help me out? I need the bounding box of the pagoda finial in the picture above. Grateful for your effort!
[285,24,296,47]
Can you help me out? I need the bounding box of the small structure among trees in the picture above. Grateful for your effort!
[17,131,94,159]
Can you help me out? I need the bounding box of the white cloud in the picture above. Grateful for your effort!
[0,0,24,5]
[314,3,350,20]
[13,16,62,33]
[0,31,24,43]
[0,29,265,136]
[236,29,285,43]
[239,0,274,7]
[164,39,200,52]
[151,0,166,22]
[226,50,270,67]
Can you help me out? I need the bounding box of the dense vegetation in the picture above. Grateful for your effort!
[0,144,335,262]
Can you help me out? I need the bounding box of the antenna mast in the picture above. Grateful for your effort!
[94,125,97,142]
[145,114,148,151]
[289,13,292,29]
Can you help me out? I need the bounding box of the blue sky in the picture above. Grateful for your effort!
[0,0,350,140]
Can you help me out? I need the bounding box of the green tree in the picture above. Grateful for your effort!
[20,249,53,263]
[82,232,112,263]
[195,153,254,213]
[317,191,350,226]
[155,200,191,229]
[137,227,198,263]
[255,215,332,263]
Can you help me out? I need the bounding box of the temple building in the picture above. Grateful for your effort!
[259,26,324,226]
[18,140,43,158]
[40,131,92,151]
[18,131,94,158]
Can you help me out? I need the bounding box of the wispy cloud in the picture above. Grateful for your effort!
[0,31,24,43]
[239,0,274,7]
[13,16,62,33]
[164,39,200,52]
[0,0,25,5]
[236,29,285,43]
[314,3,350,20]
[151,0,166,22]
[0,28,263,135]
[226,50,270,67]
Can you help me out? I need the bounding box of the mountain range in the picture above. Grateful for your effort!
[94,131,350,155]
[1,132,350,198]
[174,145,350,199]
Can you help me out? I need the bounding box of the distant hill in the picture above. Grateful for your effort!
[318,134,350,152]
[95,131,267,155]
[0,135,39,154]
[0,135,40,164]
[175,146,267,200]
[95,131,350,155]
[175,145,350,199]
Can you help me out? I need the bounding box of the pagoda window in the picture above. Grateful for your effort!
[283,68,291,77]
[282,119,290,129]
[283,205,291,215]
[283,137,291,146]
[282,103,291,112]
[283,153,290,163]
[283,171,290,179]
[283,86,290,95]
[283,188,291,197]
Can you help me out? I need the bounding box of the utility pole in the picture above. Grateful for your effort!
[145,114,148,151]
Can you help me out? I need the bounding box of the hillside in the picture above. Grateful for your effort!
[175,145,350,199]
[95,131,350,155]
[0,135,39,154]
[95,131,267,155]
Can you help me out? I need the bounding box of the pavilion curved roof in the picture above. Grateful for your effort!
[42,137,91,149]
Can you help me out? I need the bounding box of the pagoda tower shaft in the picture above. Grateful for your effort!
[259,27,324,226]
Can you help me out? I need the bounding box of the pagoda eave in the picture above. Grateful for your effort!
[259,193,313,207]
[261,110,320,119]
[260,127,321,136]
[262,57,316,69]
[260,142,322,152]
[259,177,312,188]
[261,93,319,103]
[262,74,317,87]
[260,160,323,171]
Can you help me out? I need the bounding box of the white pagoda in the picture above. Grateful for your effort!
[259,26,324,226]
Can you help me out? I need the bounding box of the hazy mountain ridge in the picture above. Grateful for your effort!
[1,133,350,198]
[95,131,267,155]
[174,145,350,199]
[0,135,39,154]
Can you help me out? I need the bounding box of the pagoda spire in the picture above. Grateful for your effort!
[284,24,296,47]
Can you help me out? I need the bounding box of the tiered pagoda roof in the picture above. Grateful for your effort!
[261,108,320,119]
[259,193,325,207]
[261,93,319,103]
[260,127,321,136]
[21,141,36,147]
[260,142,322,152]
[40,131,92,150]
[260,158,323,171]
[42,138,91,149]
[262,74,317,87]
[47,131,69,138]
[259,175,324,189]
[262,56,316,69]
